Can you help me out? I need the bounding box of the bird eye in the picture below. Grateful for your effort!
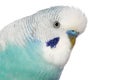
[53,21,60,28]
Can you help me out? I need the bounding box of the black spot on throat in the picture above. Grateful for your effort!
[46,37,60,48]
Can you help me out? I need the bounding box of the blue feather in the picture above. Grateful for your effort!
[0,40,62,80]
[46,37,60,48]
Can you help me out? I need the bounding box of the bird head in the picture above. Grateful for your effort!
[32,6,87,67]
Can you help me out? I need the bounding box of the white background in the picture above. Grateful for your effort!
[0,0,120,80]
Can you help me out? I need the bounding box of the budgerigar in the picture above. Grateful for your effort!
[0,6,87,80]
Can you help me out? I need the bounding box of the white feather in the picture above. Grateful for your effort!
[43,33,71,67]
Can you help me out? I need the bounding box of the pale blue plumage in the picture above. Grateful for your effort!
[0,39,62,80]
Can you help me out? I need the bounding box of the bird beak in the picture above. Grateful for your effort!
[66,30,79,48]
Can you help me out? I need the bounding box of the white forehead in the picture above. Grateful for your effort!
[59,7,84,25]
[58,7,87,33]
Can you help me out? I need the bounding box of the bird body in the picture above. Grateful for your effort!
[0,6,87,80]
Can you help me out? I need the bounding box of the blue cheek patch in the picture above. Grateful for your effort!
[46,37,60,48]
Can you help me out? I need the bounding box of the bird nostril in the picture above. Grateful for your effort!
[71,30,75,32]
[66,30,79,37]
